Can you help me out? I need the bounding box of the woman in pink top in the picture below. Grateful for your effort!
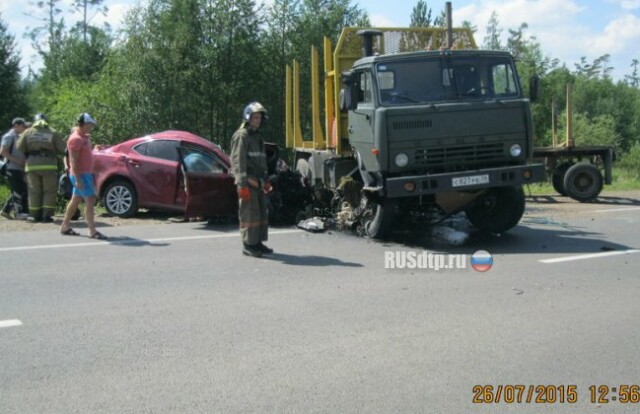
[60,113,107,239]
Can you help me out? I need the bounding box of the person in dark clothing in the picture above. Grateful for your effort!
[1,117,29,219]
[230,102,273,258]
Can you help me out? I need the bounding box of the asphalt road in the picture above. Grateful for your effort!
[1,194,639,413]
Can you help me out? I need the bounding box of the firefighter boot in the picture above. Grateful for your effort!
[243,243,263,258]
[257,242,273,254]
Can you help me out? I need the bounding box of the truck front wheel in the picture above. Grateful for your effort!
[362,198,397,239]
[465,186,525,233]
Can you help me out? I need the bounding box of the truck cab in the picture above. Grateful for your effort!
[287,26,546,238]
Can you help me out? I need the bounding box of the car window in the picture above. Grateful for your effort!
[133,142,148,156]
[181,147,225,173]
[140,140,180,162]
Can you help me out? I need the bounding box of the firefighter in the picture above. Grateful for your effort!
[16,113,65,222]
[230,102,273,257]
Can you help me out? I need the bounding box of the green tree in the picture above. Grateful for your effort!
[624,59,639,88]
[0,14,29,127]
[56,26,112,81]
[261,0,301,146]
[25,0,65,82]
[572,75,638,151]
[283,0,368,143]
[619,141,640,179]
[530,67,574,146]
[483,11,502,50]
[410,0,432,28]
[200,0,265,149]
[564,112,621,149]
[70,0,109,43]
[574,55,613,80]
[98,0,208,141]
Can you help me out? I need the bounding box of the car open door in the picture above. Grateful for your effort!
[178,146,238,218]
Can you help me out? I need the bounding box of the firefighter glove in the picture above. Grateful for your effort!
[263,180,272,194]
[238,186,251,201]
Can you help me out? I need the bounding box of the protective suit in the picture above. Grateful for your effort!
[17,115,65,222]
[230,102,272,257]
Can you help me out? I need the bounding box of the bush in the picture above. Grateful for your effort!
[0,180,10,203]
[618,141,640,180]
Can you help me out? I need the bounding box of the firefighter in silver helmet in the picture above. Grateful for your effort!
[230,102,273,257]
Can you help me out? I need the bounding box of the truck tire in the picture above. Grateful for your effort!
[465,186,525,233]
[363,199,397,239]
[563,163,603,202]
[551,162,573,196]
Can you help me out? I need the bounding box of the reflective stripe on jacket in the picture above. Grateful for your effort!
[230,126,268,187]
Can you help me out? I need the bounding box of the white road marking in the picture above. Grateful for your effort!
[540,249,640,264]
[0,229,302,253]
[0,320,23,329]
[593,207,640,213]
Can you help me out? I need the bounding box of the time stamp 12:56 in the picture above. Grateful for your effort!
[472,385,640,404]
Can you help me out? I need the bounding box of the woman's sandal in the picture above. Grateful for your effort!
[61,228,80,236]
[90,231,108,240]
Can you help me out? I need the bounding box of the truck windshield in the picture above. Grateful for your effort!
[375,55,520,105]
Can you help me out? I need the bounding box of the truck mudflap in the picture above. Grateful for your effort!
[385,163,546,198]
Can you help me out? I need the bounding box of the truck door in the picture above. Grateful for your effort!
[349,70,377,171]
[178,146,238,218]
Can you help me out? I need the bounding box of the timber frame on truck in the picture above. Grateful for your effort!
[285,3,547,238]
[533,83,615,202]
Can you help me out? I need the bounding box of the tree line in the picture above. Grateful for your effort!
[1,0,639,171]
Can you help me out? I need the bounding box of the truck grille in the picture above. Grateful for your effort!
[414,143,504,166]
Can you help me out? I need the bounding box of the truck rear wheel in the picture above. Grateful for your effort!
[362,198,397,239]
[551,162,573,196]
[465,186,525,233]
[563,163,603,202]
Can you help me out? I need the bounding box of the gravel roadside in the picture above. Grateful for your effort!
[0,209,185,234]
[1,190,638,234]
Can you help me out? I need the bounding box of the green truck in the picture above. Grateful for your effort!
[286,4,546,238]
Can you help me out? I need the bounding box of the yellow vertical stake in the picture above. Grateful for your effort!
[285,64,293,149]
[311,46,324,149]
[566,83,574,148]
[293,60,304,148]
[324,37,335,149]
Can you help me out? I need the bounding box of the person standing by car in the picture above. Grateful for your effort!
[60,113,107,239]
[16,113,65,223]
[0,117,29,220]
[230,102,273,257]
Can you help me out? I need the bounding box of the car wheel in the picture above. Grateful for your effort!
[103,180,138,218]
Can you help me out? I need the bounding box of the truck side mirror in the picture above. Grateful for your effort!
[339,88,351,112]
[529,75,540,102]
[340,71,359,112]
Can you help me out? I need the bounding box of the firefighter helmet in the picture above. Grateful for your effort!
[242,101,268,122]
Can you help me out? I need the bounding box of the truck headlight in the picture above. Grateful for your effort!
[394,153,409,167]
[510,144,522,157]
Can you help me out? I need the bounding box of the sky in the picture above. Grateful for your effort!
[1,0,639,81]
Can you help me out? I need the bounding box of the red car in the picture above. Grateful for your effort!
[93,130,238,218]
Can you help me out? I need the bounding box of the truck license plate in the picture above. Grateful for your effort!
[452,174,490,187]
